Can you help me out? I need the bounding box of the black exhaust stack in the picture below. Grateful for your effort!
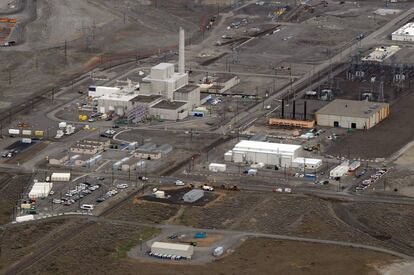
[292,100,296,120]
[304,101,307,120]
[281,99,285,119]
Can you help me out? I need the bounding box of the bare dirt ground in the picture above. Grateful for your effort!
[30,237,397,275]
[0,218,85,271]
[0,173,31,224]
[327,91,414,159]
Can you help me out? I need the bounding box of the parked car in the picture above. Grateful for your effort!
[175,180,185,186]
[96,197,106,203]
[116,183,128,189]
[202,185,214,191]
[53,199,63,204]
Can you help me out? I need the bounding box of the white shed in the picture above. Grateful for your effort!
[51,172,71,182]
[28,181,53,199]
[330,161,350,178]
[151,242,194,259]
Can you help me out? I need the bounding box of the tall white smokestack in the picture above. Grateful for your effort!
[179,27,185,74]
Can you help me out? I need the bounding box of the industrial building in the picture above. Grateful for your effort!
[51,172,71,182]
[391,22,414,41]
[315,99,389,129]
[88,27,206,121]
[134,143,172,160]
[183,189,204,203]
[361,45,400,62]
[228,140,322,169]
[151,242,194,259]
[28,180,53,199]
[69,139,110,155]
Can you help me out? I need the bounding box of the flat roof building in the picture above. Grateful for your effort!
[315,99,389,129]
[392,22,414,42]
[151,242,194,259]
[150,100,189,120]
[231,140,302,167]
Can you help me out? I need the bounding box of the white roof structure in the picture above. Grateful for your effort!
[392,22,414,36]
[293,157,322,165]
[28,182,53,198]
[151,241,194,258]
[51,172,71,181]
[151,242,191,251]
[233,140,301,156]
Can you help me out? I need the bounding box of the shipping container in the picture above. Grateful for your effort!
[34,130,44,137]
[16,215,35,223]
[21,138,32,144]
[8,128,20,136]
[22,129,32,136]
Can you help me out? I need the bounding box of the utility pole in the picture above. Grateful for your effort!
[64,40,67,63]
[8,70,11,85]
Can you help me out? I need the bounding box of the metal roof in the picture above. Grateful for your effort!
[233,140,301,155]
[392,22,414,36]
[151,242,192,251]
[315,99,388,118]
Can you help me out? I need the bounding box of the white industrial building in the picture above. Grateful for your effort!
[315,99,389,129]
[292,157,323,170]
[151,242,194,259]
[88,27,204,121]
[228,140,322,169]
[51,172,71,182]
[392,22,414,42]
[28,180,53,199]
[330,161,350,178]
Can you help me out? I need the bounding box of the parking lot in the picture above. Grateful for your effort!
[17,175,142,217]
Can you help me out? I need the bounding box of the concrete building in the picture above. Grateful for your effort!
[361,45,400,63]
[315,99,389,129]
[230,140,302,167]
[211,74,240,93]
[150,100,189,120]
[70,139,110,155]
[151,242,194,259]
[173,85,200,109]
[142,63,188,99]
[48,153,69,166]
[392,22,414,42]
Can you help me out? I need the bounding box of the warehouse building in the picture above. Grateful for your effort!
[151,242,194,259]
[391,22,414,42]
[229,140,322,169]
[28,180,53,199]
[70,139,110,155]
[315,99,389,129]
[230,140,301,167]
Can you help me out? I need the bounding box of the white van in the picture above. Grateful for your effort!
[80,204,94,211]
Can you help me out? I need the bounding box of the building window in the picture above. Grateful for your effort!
[351,123,356,129]
[333,121,339,127]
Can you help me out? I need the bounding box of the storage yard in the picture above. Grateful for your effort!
[1,0,414,273]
